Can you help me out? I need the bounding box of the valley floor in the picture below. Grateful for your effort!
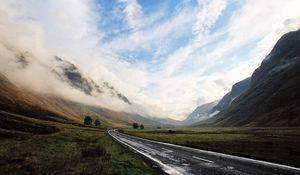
[123,127,300,168]
[0,111,157,175]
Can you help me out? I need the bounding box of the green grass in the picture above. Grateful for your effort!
[104,134,156,175]
[0,116,156,175]
[124,127,300,167]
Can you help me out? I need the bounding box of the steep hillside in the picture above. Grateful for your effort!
[1,44,131,106]
[212,77,250,112]
[0,73,164,127]
[183,101,218,125]
[185,77,250,126]
[0,46,166,127]
[206,30,300,127]
[0,73,79,122]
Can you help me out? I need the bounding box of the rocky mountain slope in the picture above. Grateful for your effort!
[52,56,131,105]
[183,101,218,125]
[184,77,250,126]
[212,77,250,113]
[14,51,131,105]
[201,30,300,127]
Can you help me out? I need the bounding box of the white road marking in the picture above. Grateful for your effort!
[227,166,234,170]
[192,156,214,163]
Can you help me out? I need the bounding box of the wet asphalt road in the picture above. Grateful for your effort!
[108,129,300,175]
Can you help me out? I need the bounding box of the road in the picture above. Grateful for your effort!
[108,129,300,175]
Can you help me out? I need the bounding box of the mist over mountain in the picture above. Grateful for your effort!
[198,29,300,127]
[183,101,219,125]
[0,72,170,127]
[0,42,180,127]
[53,56,131,105]
[0,28,138,110]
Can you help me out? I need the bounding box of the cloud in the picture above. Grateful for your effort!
[193,0,227,37]
[0,0,131,113]
[105,5,194,53]
[117,0,143,30]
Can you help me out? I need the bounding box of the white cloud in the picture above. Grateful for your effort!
[193,0,227,37]
[117,0,143,30]
[105,5,194,53]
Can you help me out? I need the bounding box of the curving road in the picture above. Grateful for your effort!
[108,129,300,175]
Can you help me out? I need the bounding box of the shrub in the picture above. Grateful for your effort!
[84,116,93,125]
[94,119,101,126]
[132,123,139,129]
[168,129,175,133]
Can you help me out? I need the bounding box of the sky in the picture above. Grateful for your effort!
[0,0,300,120]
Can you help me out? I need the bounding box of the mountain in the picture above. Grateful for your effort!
[183,101,219,125]
[0,73,163,127]
[149,117,182,126]
[185,76,250,126]
[8,49,131,106]
[0,73,79,123]
[201,30,300,127]
[212,77,250,112]
[53,56,131,105]
[0,44,177,127]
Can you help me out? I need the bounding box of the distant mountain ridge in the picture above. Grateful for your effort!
[212,77,250,113]
[149,117,181,126]
[199,29,300,127]
[183,101,218,125]
[184,77,250,126]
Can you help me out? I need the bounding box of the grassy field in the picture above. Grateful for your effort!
[124,127,300,167]
[0,111,156,175]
